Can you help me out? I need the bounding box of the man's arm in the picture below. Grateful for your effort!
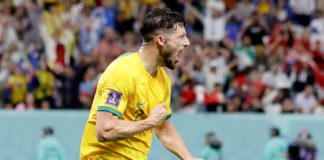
[155,119,199,160]
[96,103,167,142]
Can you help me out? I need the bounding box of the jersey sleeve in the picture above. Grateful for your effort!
[165,89,172,119]
[164,70,172,119]
[97,69,133,118]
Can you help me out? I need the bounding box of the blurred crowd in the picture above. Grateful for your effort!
[0,0,323,114]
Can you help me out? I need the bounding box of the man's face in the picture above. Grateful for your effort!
[304,86,313,96]
[159,25,190,69]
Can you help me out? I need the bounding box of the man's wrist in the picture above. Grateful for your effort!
[181,154,194,160]
[141,118,155,130]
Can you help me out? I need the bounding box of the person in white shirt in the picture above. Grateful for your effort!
[262,89,285,115]
[294,85,318,114]
[261,64,292,89]
[310,9,324,52]
[289,0,316,26]
[185,0,227,42]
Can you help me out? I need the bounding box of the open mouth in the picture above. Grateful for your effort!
[174,49,184,64]
[178,49,184,56]
[175,54,180,64]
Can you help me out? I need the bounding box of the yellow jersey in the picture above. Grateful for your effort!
[34,70,54,100]
[8,75,28,104]
[80,52,172,160]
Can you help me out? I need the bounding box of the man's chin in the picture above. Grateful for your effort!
[165,65,176,70]
[163,59,178,70]
[165,63,176,70]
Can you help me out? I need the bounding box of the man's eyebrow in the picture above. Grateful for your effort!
[179,33,186,37]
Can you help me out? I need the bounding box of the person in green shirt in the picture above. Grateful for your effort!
[37,127,65,160]
[264,127,288,160]
[200,132,222,160]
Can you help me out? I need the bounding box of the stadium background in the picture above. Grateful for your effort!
[0,0,324,159]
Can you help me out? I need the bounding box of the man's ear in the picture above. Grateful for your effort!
[155,35,165,46]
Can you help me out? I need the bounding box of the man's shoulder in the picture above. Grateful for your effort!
[108,52,137,71]
[40,137,60,146]
[101,52,139,80]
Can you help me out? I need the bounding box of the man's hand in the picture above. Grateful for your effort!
[96,102,168,142]
[147,102,167,127]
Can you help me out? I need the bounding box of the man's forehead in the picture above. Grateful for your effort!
[155,23,186,37]
[172,24,186,34]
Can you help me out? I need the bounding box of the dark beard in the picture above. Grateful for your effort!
[160,47,176,70]
[165,58,175,69]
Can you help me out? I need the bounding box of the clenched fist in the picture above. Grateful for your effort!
[147,102,168,127]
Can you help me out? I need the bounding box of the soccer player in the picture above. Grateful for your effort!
[80,8,201,160]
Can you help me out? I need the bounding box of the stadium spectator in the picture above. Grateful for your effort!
[52,65,80,109]
[34,57,54,109]
[91,0,117,36]
[203,55,228,92]
[185,0,228,42]
[257,0,272,16]
[6,65,28,108]
[261,63,291,89]
[293,85,318,114]
[178,79,200,114]
[0,13,18,53]
[265,20,294,60]
[310,10,324,52]
[77,3,98,60]
[234,35,256,71]
[281,98,295,114]
[94,27,123,71]
[306,52,324,88]
[79,67,97,108]
[204,83,225,112]
[225,80,240,99]
[248,98,264,112]
[240,11,269,62]
[0,0,322,113]
[262,89,285,115]
[242,69,265,108]
[121,31,140,53]
[289,0,316,27]
[234,0,255,23]
[115,0,138,35]
[15,92,36,110]
[181,79,197,106]
[225,96,242,112]
[313,103,324,115]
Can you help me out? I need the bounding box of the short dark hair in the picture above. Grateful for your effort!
[271,127,280,137]
[140,8,185,42]
[43,127,54,135]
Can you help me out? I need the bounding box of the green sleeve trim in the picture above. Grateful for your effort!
[166,114,171,119]
[97,106,122,118]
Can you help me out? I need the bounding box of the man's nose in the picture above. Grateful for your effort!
[183,36,190,47]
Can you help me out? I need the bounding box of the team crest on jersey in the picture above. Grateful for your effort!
[106,90,122,107]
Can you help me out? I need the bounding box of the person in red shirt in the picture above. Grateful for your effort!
[204,83,225,112]
[180,79,197,106]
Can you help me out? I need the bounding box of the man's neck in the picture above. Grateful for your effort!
[138,43,161,77]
